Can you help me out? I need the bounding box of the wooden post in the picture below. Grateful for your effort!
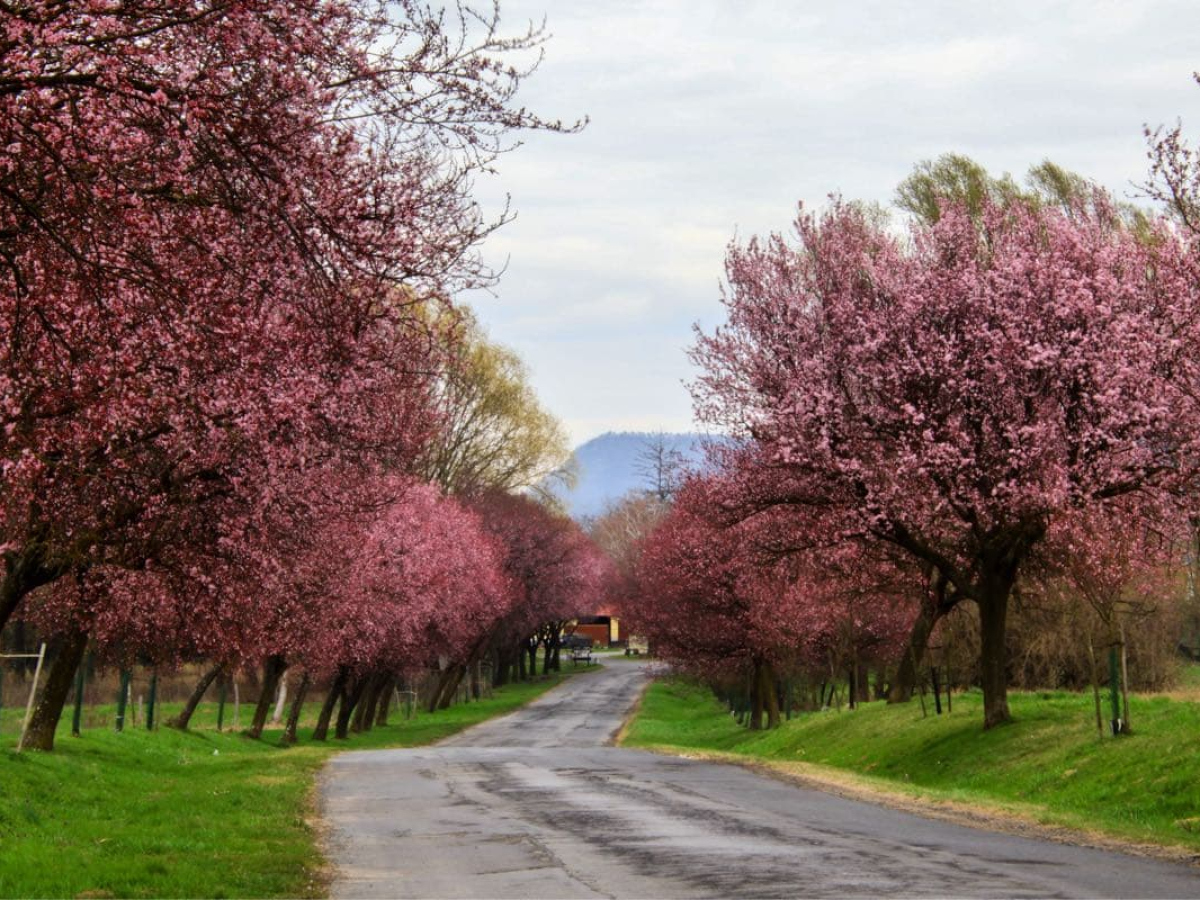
[1086,631,1104,739]
[146,673,158,730]
[909,643,927,718]
[115,669,130,732]
[71,647,89,736]
[1108,645,1123,734]
[16,643,46,752]
[1118,619,1132,734]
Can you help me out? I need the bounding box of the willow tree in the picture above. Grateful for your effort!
[421,309,574,499]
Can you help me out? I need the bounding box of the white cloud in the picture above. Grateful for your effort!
[465,0,1200,446]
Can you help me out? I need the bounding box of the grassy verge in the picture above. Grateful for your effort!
[0,673,574,899]
[621,677,1200,855]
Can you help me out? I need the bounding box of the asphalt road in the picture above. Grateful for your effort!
[320,658,1200,899]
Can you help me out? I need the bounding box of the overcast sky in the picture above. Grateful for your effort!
[463,1,1200,447]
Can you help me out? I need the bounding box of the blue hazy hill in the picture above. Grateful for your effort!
[551,431,712,520]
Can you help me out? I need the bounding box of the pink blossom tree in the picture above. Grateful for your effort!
[624,471,911,728]
[692,196,1199,727]
[1,1,575,747]
[472,490,606,686]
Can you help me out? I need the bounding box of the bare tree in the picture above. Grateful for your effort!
[635,433,688,503]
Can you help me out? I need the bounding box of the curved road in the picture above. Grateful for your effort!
[320,659,1200,898]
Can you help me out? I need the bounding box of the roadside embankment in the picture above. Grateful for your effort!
[621,677,1200,862]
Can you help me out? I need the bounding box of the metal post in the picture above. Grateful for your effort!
[146,673,158,730]
[71,648,89,737]
[17,643,47,752]
[216,678,227,732]
[115,669,131,732]
[1108,645,1123,735]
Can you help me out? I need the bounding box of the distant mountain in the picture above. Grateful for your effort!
[550,431,713,520]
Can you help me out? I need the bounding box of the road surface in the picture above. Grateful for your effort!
[320,658,1200,898]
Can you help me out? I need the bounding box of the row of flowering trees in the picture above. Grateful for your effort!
[1,1,602,750]
[622,136,1200,729]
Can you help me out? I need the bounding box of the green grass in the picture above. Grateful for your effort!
[623,678,1200,852]
[0,673,574,899]
[1176,662,1200,694]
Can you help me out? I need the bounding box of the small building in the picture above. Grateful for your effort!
[572,615,619,647]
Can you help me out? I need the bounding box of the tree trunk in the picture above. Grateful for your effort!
[351,679,371,733]
[358,673,387,732]
[470,659,482,700]
[375,674,396,727]
[335,675,368,739]
[169,662,225,730]
[749,661,765,730]
[427,666,454,713]
[759,659,781,729]
[437,665,466,710]
[0,541,63,635]
[246,655,287,739]
[978,581,1013,729]
[280,672,311,746]
[312,667,347,741]
[271,673,288,724]
[889,602,943,703]
[20,627,88,752]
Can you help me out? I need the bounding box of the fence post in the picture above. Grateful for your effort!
[71,648,89,736]
[115,669,131,732]
[216,677,227,732]
[1108,645,1123,735]
[146,673,158,731]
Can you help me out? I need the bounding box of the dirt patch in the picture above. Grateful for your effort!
[636,745,1200,869]
[307,772,338,899]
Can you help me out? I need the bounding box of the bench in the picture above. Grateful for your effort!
[570,647,593,666]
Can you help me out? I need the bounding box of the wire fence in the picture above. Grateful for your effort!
[0,651,502,749]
